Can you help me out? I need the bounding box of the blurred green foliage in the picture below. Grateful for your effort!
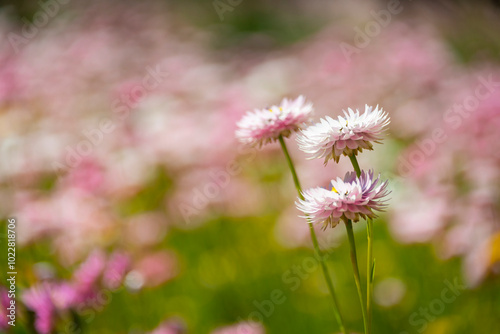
[4,205,499,333]
[1,1,500,333]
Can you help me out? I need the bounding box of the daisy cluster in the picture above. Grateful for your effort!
[236,96,390,228]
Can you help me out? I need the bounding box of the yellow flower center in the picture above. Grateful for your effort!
[331,186,338,193]
[269,107,283,113]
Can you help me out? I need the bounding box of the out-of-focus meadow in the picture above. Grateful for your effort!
[0,0,500,333]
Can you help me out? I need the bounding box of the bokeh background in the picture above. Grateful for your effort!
[1,0,500,333]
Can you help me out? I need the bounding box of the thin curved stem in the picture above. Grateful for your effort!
[367,219,374,334]
[279,136,304,200]
[345,219,368,334]
[278,135,348,334]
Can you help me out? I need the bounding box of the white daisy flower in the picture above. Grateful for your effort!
[236,95,314,147]
[296,170,390,229]
[297,105,389,163]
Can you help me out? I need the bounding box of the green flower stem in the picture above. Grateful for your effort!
[345,219,368,334]
[278,135,348,334]
[279,136,304,200]
[348,154,372,334]
[349,154,362,177]
[367,219,374,334]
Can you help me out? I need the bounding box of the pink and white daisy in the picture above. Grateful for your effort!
[236,95,313,147]
[296,170,390,229]
[297,105,389,163]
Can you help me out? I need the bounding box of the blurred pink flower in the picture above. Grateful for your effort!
[63,159,106,194]
[149,319,186,334]
[211,322,265,334]
[22,285,55,334]
[133,251,178,287]
[48,282,79,310]
[0,287,10,330]
[73,250,106,298]
[1,0,499,297]
[125,212,167,247]
[21,282,83,333]
[390,185,450,243]
[14,189,116,264]
[391,73,500,285]
[103,251,131,289]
